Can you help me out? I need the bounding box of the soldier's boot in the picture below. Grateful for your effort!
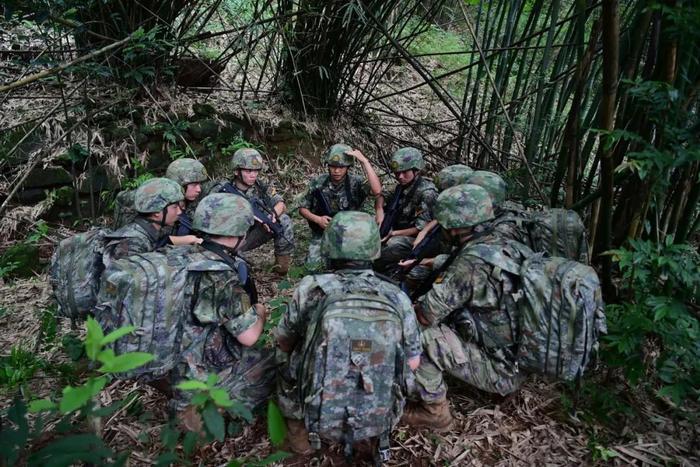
[285,418,312,455]
[400,397,453,432]
[273,255,291,276]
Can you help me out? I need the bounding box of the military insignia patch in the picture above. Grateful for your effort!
[351,339,372,352]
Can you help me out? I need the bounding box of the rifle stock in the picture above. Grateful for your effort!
[222,182,283,237]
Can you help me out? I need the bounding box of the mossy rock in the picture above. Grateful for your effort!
[24,166,72,188]
[0,243,42,278]
[188,119,220,140]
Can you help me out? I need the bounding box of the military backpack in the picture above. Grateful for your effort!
[298,276,408,460]
[50,228,111,323]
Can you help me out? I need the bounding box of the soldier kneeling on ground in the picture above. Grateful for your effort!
[275,211,420,462]
[164,157,209,238]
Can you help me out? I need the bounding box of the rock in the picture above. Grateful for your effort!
[24,166,72,188]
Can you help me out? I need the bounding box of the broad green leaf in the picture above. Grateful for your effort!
[98,352,154,373]
[28,399,57,413]
[100,326,135,346]
[59,377,107,413]
[209,388,234,408]
[206,373,218,388]
[191,393,208,406]
[202,403,225,442]
[267,400,286,447]
[84,317,104,361]
[175,380,209,391]
[229,400,253,423]
[183,431,198,456]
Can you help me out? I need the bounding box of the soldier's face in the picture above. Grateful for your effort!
[328,165,348,183]
[163,203,183,226]
[184,182,201,201]
[394,169,416,186]
[238,169,260,187]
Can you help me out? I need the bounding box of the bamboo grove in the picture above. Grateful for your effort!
[1,0,699,294]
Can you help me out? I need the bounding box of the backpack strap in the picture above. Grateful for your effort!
[200,240,258,304]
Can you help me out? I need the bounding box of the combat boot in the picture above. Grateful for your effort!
[400,398,453,432]
[285,418,312,455]
[273,255,291,276]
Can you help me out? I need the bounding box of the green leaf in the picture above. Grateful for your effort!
[100,326,135,346]
[28,399,57,413]
[98,352,154,373]
[183,431,198,456]
[59,377,107,413]
[266,400,287,447]
[175,380,209,391]
[206,373,218,388]
[209,388,234,408]
[229,400,253,423]
[191,393,208,406]
[202,403,225,442]
[84,317,104,361]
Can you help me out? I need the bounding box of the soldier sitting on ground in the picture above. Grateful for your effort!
[275,211,421,458]
[374,147,438,278]
[172,193,276,423]
[298,144,383,268]
[402,184,532,431]
[208,148,295,275]
[164,157,209,237]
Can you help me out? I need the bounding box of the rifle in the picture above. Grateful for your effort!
[379,185,402,238]
[309,188,333,234]
[175,212,193,236]
[221,182,283,237]
[393,225,442,284]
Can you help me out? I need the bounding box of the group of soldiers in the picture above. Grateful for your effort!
[62,142,593,459]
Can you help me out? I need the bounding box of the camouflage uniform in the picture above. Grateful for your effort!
[276,212,421,419]
[103,178,183,264]
[375,148,438,276]
[300,146,373,265]
[414,185,527,399]
[166,158,209,235]
[209,149,295,257]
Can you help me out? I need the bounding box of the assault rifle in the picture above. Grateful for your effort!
[221,182,283,237]
[379,185,402,238]
[393,225,442,284]
[308,188,333,234]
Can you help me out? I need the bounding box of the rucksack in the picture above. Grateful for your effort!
[516,254,606,380]
[112,189,137,229]
[492,207,590,263]
[298,278,407,459]
[49,228,111,323]
[94,246,234,381]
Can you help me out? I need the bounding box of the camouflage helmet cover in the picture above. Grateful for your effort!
[232,148,265,170]
[321,211,381,260]
[193,193,254,237]
[165,158,209,186]
[390,147,425,172]
[134,177,184,213]
[435,183,494,229]
[467,170,507,207]
[323,144,354,167]
[434,164,474,191]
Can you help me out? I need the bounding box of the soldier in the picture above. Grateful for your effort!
[165,157,209,236]
[402,184,530,430]
[173,193,275,419]
[275,211,421,455]
[298,144,383,267]
[374,147,438,277]
[209,148,295,275]
[103,177,185,264]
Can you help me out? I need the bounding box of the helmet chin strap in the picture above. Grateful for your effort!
[159,205,168,230]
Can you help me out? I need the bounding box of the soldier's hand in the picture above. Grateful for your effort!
[398,258,416,269]
[316,215,332,230]
[344,148,366,162]
[170,235,203,246]
[255,216,273,233]
[413,229,428,247]
[254,303,268,319]
[381,230,393,243]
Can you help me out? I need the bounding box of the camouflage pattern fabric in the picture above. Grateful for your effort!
[50,228,111,322]
[321,211,381,261]
[193,193,254,237]
[232,148,266,170]
[134,177,184,213]
[166,158,208,186]
[434,164,473,191]
[112,189,137,229]
[389,147,425,172]
[102,217,165,266]
[466,171,507,207]
[435,184,494,229]
[323,144,354,167]
[276,269,421,423]
[516,254,605,380]
[172,246,275,412]
[415,241,532,398]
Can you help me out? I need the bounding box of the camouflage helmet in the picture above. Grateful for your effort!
[193,193,254,237]
[134,178,184,214]
[323,144,354,167]
[390,147,425,172]
[434,164,474,191]
[232,148,265,170]
[435,184,494,229]
[321,211,381,261]
[467,170,506,207]
[165,158,208,186]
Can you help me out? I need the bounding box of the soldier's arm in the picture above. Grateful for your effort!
[346,149,382,198]
[397,293,422,371]
[418,255,474,325]
[415,186,438,231]
[275,276,314,352]
[237,303,267,347]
